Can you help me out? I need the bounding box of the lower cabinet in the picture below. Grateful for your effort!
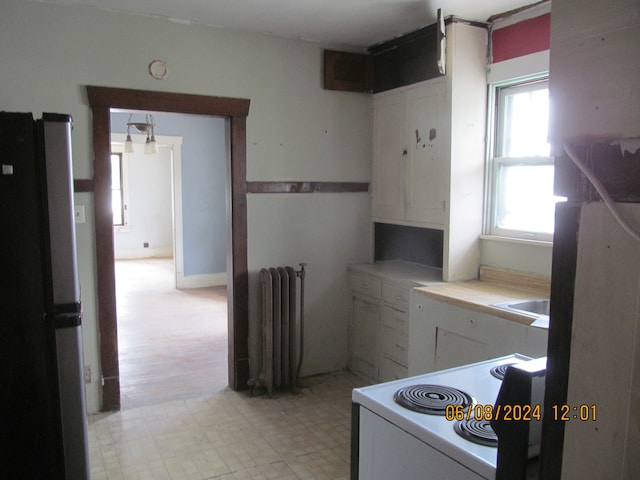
[409,291,549,376]
[350,272,549,381]
[349,273,411,382]
[350,296,379,381]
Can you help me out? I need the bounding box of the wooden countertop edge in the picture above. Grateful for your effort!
[413,280,549,326]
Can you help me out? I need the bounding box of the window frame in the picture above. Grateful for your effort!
[110,145,130,231]
[485,73,557,242]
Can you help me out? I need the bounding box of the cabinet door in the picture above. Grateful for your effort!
[350,296,380,380]
[404,83,448,226]
[432,302,530,371]
[372,91,406,221]
[409,294,546,375]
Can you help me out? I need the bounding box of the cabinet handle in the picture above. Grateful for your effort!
[402,149,407,156]
[417,304,424,311]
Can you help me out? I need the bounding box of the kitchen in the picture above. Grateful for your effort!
[1,0,638,478]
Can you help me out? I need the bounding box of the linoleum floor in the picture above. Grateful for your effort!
[89,257,368,479]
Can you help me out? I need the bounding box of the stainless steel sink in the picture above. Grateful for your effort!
[491,298,550,326]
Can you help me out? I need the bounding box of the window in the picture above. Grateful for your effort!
[111,153,124,226]
[110,152,129,229]
[487,77,564,241]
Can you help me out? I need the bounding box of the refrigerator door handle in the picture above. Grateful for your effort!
[52,302,82,328]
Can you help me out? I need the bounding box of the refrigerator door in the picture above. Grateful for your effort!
[0,112,65,477]
[41,113,90,480]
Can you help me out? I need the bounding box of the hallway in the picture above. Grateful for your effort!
[116,258,228,409]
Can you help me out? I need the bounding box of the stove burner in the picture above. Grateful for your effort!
[393,384,475,415]
[490,363,517,380]
[454,419,498,447]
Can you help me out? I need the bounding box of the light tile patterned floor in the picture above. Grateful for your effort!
[88,371,368,480]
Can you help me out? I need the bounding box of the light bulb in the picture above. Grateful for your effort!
[124,134,134,153]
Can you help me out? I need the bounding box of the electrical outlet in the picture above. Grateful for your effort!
[84,366,92,384]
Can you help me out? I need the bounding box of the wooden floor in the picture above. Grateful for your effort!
[115,258,228,409]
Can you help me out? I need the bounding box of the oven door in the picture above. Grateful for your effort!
[356,406,488,480]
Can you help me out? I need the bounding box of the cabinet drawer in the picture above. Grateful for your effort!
[379,357,408,382]
[381,305,408,333]
[382,283,410,307]
[350,274,382,298]
[381,325,408,366]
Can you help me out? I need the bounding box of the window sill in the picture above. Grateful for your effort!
[480,234,553,248]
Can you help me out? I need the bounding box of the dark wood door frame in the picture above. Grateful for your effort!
[86,86,250,410]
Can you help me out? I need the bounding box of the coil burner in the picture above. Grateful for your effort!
[393,384,475,415]
[490,363,518,380]
[454,418,498,447]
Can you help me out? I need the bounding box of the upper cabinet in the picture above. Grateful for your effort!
[372,80,448,227]
[371,21,488,282]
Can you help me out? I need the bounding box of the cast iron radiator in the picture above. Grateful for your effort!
[251,263,306,396]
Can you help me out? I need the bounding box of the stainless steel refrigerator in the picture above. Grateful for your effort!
[0,112,89,479]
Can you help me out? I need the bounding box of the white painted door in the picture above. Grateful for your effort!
[372,91,406,222]
[404,82,448,226]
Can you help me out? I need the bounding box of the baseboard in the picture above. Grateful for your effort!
[114,248,173,260]
[177,272,227,289]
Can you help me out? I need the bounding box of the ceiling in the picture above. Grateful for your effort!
[32,0,539,48]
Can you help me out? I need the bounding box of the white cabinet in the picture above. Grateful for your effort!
[409,291,548,376]
[372,81,448,227]
[350,295,380,380]
[349,274,382,381]
[405,85,448,225]
[371,91,406,221]
[349,272,413,382]
[379,282,410,381]
[371,22,488,282]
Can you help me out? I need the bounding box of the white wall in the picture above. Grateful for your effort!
[247,193,371,377]
[549,0,640,143]
[113,142,174,259]
[0,0,372,412]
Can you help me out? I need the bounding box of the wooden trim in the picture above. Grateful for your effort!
[87,86,251,410]
[246,181,369,194]
[73,179,93,193]
[228,116,250,388]
[89,105,120,410]
[539,201,581,479]
[86,86,250,117]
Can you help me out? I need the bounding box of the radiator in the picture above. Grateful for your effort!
[252,264,306,396]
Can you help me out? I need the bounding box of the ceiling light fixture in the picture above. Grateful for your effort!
[124,113,157,154]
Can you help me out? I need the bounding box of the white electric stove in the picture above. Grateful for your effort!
[351,354,537,480]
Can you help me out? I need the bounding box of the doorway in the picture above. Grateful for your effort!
[87,86,250,410]
[110,122,229,408]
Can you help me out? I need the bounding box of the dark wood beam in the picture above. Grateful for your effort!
[246,181,369,194]
[86,86,249,117]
